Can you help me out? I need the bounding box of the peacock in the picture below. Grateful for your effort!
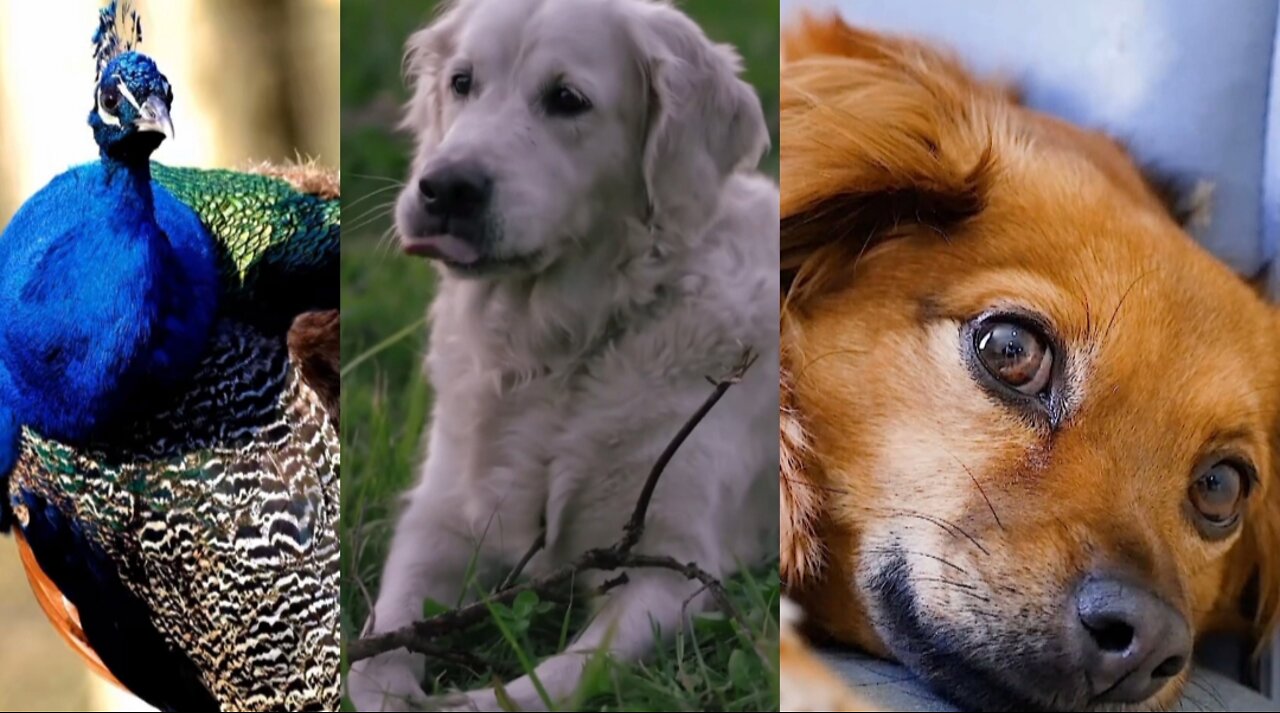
[0,2,339,710]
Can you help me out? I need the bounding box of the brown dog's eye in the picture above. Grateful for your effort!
[974,321,1053,395]
[1189,462,1245,530]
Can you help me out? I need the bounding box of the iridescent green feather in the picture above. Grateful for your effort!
[150,162,339,318]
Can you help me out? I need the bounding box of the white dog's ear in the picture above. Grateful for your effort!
[401,2,468,166]
[631,4,770,236]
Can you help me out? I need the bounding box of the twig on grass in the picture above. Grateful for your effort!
[417,642,512,675]
[500,530,546,591]
[617,350,758,553]
[348,350,759,663]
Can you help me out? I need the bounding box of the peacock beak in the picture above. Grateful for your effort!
[134,95,174,141]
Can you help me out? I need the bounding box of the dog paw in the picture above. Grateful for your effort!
[424,692,481,712]
[347,650,430,712]
[426,686,528,713]
[426,689,503,712]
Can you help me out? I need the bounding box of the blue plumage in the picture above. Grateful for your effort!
[0,25,218,455]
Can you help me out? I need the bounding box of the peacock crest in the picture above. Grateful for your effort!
[93,0,143,82]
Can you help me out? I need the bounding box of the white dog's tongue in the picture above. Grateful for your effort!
[408,235,481,265]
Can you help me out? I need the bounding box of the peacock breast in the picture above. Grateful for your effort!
[0,164,220,443]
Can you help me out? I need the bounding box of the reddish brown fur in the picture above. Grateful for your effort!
[288,309,341,422]
[779,13,1280,711]
[247,160,341,200]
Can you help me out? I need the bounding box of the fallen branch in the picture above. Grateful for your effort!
[349,350,758,663]
[413,642,512,676]
[499,530,546,591]
[618,351,758,553]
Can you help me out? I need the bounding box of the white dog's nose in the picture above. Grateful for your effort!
[419,161,492,220]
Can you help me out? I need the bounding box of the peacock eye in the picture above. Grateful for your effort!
[100,85,121,114]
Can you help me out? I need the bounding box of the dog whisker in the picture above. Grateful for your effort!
[909,575,981,592]
[779,478,995,556]
[862,546,969,575]
[346,200,397,233]
[346,212,396,239]
[1101,268,1159,346]
[792,346,872,381]
[908,576,992,603]
[886,509,990,557]
[1185,676,1227,711]
[379,229,406,259]
[941,445,1005,533]
[345,182,407,211]
[348,172,407,186]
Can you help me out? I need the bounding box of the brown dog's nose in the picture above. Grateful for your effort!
[418,161,492,221]
[1073,576,1191,704]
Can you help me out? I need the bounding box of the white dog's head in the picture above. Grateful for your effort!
[396,0,769,277]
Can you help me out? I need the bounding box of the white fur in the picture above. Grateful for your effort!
[347,0,778,711]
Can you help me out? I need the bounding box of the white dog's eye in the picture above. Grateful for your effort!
[450,71,473,98]
[544,84,591,117]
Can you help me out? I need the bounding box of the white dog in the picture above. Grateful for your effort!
[347,0,779,710]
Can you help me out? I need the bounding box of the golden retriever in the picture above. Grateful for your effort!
[779,14,1280,712]
[348,1,779,710]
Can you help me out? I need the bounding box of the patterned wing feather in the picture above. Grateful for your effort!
[10,320,340,711]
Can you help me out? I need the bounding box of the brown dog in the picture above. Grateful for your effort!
[779,14,1280,712]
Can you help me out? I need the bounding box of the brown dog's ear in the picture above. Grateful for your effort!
[780,347,824,589]
[780,13,996,311]
[1257,352,1280,647]
[1232,321,1280,651]
[779,15,997,589]
[1209,320,1280,652]
[1132,163,1213,230]
[1242,431,1280,652]
[1130,166,1280,302]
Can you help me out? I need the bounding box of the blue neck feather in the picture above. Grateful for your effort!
[0,57,218,447]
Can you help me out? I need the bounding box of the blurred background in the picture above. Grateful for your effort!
[0,1,338,710]
[0,0,340,225]
[341,0,778,709]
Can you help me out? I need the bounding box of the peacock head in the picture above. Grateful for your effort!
[89,51,174,159]
[87,1,172,160]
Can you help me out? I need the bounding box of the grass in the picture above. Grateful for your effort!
[340,0,780,709]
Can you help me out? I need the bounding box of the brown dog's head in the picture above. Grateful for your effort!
[780,15,1280,712]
